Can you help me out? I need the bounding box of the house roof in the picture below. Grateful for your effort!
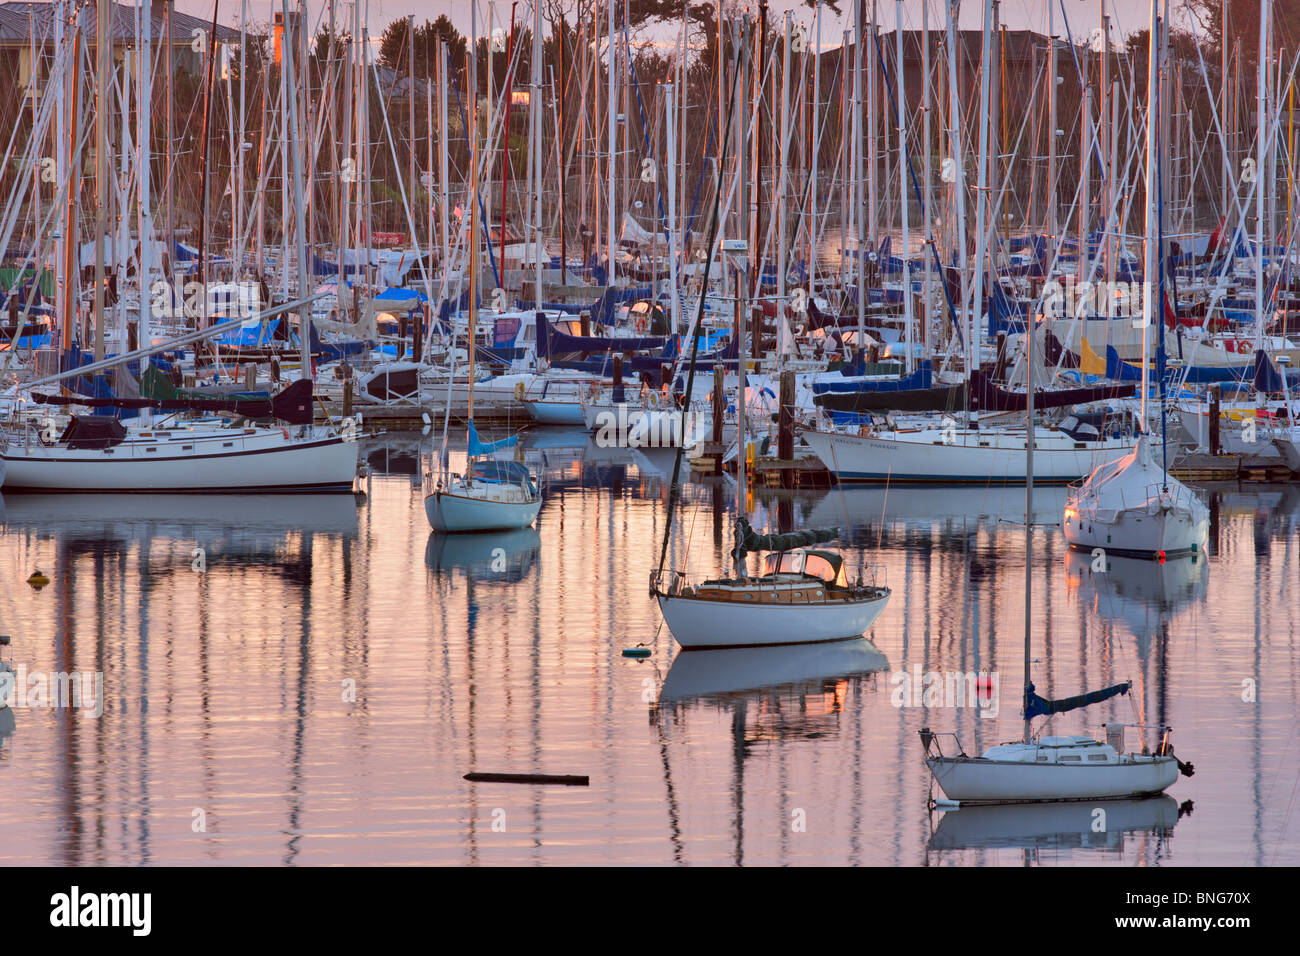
[0,2,239,45]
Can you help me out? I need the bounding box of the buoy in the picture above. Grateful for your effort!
[27,570,50,591]
[622,647,651,659]
[514,381,527,401]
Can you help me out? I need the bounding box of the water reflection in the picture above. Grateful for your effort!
[1066,550,1209,643]
[658,638,889,708]
[0,430,1296,865]
[425,528,541,584]
[928,795,1183,854]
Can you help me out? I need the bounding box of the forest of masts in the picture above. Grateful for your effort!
[0,0,1296,310]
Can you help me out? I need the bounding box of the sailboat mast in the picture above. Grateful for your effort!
[93,0,110,361]
[468,49,478,424]
[1022,2,1034,747]
[280,0,310,379]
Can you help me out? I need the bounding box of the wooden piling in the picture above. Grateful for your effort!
[779,369,794,490]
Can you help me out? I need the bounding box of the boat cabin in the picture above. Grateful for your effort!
[759,549,850,589]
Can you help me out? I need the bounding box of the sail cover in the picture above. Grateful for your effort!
[468,420,518,456]
[31,377,316,425]
[535,314,668,356]
[1023,680,1131,720]
[730,516,838,566]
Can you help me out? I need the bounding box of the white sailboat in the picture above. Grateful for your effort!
[1063,435,1208,559]
[424,430,542,533]
[1062,0,1208,563]
[655,528,893,649]
[920,1,1191,806]
[423,88,541,535]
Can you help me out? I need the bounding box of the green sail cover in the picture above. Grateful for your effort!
[731,516,839,568]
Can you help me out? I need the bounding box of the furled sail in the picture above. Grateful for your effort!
[730,516,838,567]
[31,377,316,425]
[1022,680,1131,721]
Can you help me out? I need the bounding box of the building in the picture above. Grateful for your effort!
[0,1,239,87]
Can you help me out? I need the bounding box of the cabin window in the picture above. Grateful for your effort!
[803,554,839,584]
[1060,755,1081,762]
[762,553,804,575]
[1088,754,1108,761]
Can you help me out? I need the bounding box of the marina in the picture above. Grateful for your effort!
[0,429,1297,865]
[0,0,1295,878]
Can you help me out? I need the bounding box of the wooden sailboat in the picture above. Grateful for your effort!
[650,58,890,650]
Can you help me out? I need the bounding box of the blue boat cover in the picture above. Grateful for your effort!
[468,420,518,456]
[1023,680,1131,720]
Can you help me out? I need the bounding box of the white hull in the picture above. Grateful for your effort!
[1063,437,1209,558]
[803,427,1136,483]
[1063,506,1207,558]
[1,429,358,492]
[424,488,542,533]
[656,590,890,649]
[927,753,1179,804]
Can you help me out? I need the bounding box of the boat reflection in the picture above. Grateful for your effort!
[1065,549,1208,642]
[1,492,359,587]
[361,433,423,476]
[656,637,890,740]
[424,527,541,584]
[800,484,1071,528]
[928,795,1183,853]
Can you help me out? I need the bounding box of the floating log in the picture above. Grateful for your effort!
[464,772,590,786]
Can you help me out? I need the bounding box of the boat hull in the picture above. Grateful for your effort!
[0,434,358,493]
[1063,507,1208,559]
[524,401,586,426]
[926,755,1180,804]
[656,590,891,649]
[802,428,1136,484]
[424,489,542,533]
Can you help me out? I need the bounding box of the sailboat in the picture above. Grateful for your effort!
[1062,13,1207,562]
[649,65,890,651]
[424,423,541,533]
[423,86,541,535]
[920,1,1192,805]
[1063,436,1208,559]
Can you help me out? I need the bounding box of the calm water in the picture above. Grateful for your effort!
[1,428,1297,866]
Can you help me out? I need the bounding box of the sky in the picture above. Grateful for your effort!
[174,1,1202,51]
